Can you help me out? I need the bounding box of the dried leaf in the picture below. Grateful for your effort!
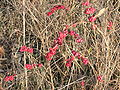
[95,7,108,18]
[0,47,4,56]
[88,47,92,54]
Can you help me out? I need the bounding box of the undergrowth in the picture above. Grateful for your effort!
[0,0,120,90]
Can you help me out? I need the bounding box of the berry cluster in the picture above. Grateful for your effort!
[25,63,43,70]
[47,5,68,16]
[20,46,33,53]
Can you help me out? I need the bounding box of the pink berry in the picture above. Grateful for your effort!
[32,64,37,67]
[74,33,80,38]
[81,57,89,65]
[38,64,43,67]
[50,7,57,13]
[69,31,75,36]
[20,46,27,52]
[25,64,33,70]
[72,50,77,55]
[82,1,90,6]
[60,5,65,9]
[27,48,33,53]
[70,56,75,61]
[66,62,72,67]
[59,32,67,39]
[76,38,84,43]
[84,7,96,14]
[81,81,85,86]
[97,75,103,82]
[88,16,96,22]
[4,75,15,82]
[65,25,70,30]
[47,12,53,16]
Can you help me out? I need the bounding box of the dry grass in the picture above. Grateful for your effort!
[0,0,120,90]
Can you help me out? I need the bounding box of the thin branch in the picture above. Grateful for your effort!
[22,0,28,90]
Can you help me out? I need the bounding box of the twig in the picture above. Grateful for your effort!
[57,76,86,90]
[22,0,28,90]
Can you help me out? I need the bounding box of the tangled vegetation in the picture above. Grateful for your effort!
[0,0,120,90]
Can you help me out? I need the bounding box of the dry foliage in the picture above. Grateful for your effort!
[0,0,119,90]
